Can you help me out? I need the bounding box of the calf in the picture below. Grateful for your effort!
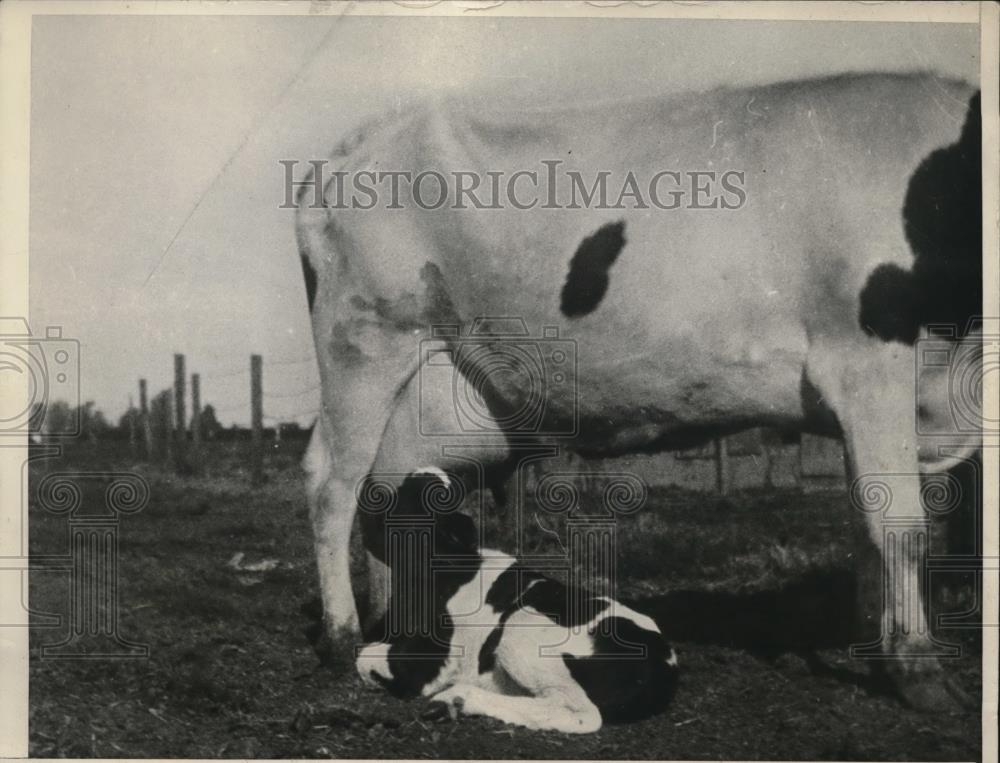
[356,469,678,733]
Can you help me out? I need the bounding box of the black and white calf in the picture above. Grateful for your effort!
[356,469,678,734]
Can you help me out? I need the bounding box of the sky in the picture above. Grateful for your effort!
[29,11,979,427]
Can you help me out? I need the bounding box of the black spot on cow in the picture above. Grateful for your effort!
[860,91,981,343]
[484,563,548,612]
[301,254,318,311]
[858,263,921,343]
[562,616,679,723]
[520,578,609,628]
[560,221,627,317]
[477,623,503,675]
[485,564,606,629]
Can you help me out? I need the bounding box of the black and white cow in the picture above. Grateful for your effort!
[298,72,982,711]
[355,469,679,733]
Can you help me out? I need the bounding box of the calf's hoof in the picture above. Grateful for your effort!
[421,701,456,723]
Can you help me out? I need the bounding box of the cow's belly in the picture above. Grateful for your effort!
[450,306,810,456]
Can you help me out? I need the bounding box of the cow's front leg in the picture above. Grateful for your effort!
[810,342,966,711]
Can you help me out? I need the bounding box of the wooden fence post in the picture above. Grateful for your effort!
[251,354,263,484]
[173,353,186,471]
[127,396,137,456]
[139,379,153,460]
[713,437,730,496]
[191,372,201,463]
[164,394,173,463]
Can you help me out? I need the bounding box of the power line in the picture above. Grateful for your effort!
[267,356,316,368]
[263,384,320,399]
[263,409,318,422]
[194,356,316,381]
[140,17,346,288]
[199,366,247,381]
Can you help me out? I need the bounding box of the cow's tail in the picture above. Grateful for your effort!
[294,168,328,313]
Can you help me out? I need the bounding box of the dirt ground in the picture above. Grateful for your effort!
[28,442,983,760]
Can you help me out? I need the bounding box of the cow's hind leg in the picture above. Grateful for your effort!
[808,341,966,711]
[306,343,422,668]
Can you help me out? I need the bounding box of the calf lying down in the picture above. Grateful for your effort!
[356,469,678,734]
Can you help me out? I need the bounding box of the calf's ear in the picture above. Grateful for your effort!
[394,473,433,518]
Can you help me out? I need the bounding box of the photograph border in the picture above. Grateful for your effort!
[1,1,996,760]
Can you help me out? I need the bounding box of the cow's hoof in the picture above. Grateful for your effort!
[312,629,360,676]
[896,672,973,713]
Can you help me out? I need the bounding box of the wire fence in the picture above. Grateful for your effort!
[126,351,320,483]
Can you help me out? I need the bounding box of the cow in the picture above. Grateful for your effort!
[354,468,679,733]
[296,72,982,712]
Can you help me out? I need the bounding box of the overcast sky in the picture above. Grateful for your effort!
[29,12,979,427]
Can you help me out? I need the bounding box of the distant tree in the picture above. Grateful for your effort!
[29,401,46,433]
[111,405,140,444]
[79,401,110,443]
[41,399,76,436]
[149,389,173,454]
[27,400,114,442]
[118,405,140,433]
[199,404,222,440]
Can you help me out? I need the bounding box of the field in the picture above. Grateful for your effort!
[28,441,982,760]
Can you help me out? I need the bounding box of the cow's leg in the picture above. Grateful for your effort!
[305,418,383,658]
[306,345,421,663]
[808,341,963,711]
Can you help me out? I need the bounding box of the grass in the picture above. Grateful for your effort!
[27,441,982,759]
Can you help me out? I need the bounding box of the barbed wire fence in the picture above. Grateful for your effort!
[132,352,320,484]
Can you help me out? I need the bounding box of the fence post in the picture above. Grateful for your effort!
[139,379,153,460]
[191,372,201,463]
[164,395,173,463]
[251,354,263,485]
[759,430,774,489]
[173,354,187,471]
[127,397,137,456]
[713,437,730,496]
